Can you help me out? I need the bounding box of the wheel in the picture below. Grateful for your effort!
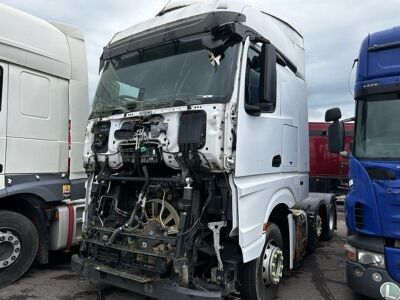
[0,210,39,287]
[307,209,322,253]
[239,223,284,300]
[320,202,336,241]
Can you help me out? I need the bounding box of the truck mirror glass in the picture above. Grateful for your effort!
[260,43,277,107]
[244,103,261,116]
[325,107,342,122]
[328,121,345,154]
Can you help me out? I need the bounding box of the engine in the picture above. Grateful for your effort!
[81,108,238,294]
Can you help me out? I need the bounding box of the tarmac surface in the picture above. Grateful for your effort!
[0,209,369,300]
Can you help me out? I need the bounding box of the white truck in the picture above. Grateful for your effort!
[72,1,337,299]
[0,5,88,286]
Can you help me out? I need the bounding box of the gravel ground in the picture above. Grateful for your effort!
[0,209,366,300]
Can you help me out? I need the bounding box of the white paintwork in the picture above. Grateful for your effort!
[0,4,88,176]
[6,65,67,173]
[230,34,307,262]
[282,125,299,170]
[84,104,226,172]
[0,4,70,79]
[0,5,88,252]
[53,22,89,180]
[69,80,89,180]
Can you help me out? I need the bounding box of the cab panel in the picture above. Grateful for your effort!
[5,64,68,174]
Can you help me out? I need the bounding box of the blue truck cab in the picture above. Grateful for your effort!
[326,27,400,300]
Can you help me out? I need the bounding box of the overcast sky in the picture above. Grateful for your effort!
[0,0,399,121]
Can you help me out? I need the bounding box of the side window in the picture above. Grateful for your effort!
[245,47,276,113]
[0,66,3,111]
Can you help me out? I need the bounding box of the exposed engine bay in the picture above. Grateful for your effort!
[81,106,240,295]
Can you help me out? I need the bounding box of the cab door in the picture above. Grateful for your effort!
[0,62,8,190]
[233,39,288,261]
[234,41,282,177]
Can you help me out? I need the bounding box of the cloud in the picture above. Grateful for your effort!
[265,0,400,120]
[0,0,398,121]
[0,0,167,105]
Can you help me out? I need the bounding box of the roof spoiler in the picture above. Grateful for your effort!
[50,22,85,41]
[99,11,245,72]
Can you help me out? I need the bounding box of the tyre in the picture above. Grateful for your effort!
[307,209,322,253]
[239,223,284,300]
[0,210,39,287]
[320,202,336,241]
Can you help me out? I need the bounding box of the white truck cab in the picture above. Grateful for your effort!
[73,1,336,299]
[0,4,88,286]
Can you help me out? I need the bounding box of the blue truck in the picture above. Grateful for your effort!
[326,27,400,300]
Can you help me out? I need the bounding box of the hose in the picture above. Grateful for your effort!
[107,165,149,246]
[141,165,149,195]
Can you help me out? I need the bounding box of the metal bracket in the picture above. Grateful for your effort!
[208,221,227,271]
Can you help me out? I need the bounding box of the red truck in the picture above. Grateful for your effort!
[309,122,353,194]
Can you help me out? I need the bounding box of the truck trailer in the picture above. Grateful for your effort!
[72,1,337,299]
[0,5,88,286]
[309,122,353,194]
[326,26,400,300]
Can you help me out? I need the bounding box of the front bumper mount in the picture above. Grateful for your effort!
[71,255,223,300]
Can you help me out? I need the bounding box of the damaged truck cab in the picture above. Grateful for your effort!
[72,1,337,299]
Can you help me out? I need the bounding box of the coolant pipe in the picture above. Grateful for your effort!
[107,166,150,246]
[107,202,140,245]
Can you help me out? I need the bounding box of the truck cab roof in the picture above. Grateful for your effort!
[0,4,85,81]
[356,26,400,96]
[106,0,305,79]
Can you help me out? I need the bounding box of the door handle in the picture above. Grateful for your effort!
[272,155,281,168]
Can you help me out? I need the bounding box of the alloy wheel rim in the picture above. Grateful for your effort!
[0,228,21,269]
[262,242,284,286]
